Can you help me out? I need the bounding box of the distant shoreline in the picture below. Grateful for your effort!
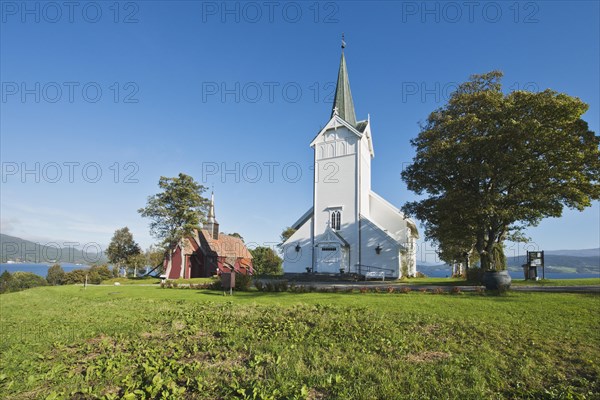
[2,263,598,280]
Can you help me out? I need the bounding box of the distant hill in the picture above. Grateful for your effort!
[0,234,107,264]
[506,252,599,274]
[545,248,599,258]
[417,248,600,276]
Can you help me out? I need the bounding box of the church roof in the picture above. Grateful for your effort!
[199,229,253,260]
[331,51,357,127]
[290,207,313,230]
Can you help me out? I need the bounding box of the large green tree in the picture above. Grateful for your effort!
[145,245,166,273]
[402,71,600,271]
[250,246,283,275]
[106,227,141,277]
[46,263,65,285]
[126,253,147,277]
[138,173,210,249]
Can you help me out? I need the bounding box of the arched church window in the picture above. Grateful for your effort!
[331,210,341,230]
[328,143,335,158]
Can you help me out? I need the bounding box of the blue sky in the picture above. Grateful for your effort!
[1,1,599,263]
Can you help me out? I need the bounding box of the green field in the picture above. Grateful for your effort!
[1,286,599,399]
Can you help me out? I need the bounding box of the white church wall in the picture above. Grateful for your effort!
[359,130,372,218]
[314,144,359,267]
[282,217,313,273]
[369,192,409,242]
[359,219,401,277]
[313,127,358,233]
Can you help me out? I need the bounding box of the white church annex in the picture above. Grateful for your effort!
[282,44,419,279]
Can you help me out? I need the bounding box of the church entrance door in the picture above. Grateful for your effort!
[316,244,342,273]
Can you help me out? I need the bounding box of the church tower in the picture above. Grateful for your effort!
[282,39,419,278]
[205,192,219,240]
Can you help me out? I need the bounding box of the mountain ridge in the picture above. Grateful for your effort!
[0,233,108,264]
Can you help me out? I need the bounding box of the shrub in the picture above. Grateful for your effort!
[451,286,462,295]
[209,277,221,290]
[63,269,88,285]
[90,264,113,281]
[433,287,444,295]
[276,280,289,292]
[265,282,274,292]
[235,273,253,291]
[415,271,427,278]
[386,286,395,294]
[88,271,102,284]
[419,288,428,294]
[8,272,48,292]
[46,264,65,286]
[254,281,264,291]
[0,270,14,293]
[359,287,368,294]
[400,286,412,294]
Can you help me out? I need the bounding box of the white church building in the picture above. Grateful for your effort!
[282,46,419,278]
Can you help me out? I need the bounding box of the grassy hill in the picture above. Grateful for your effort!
[0,233,107,264]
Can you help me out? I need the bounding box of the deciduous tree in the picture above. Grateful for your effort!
[250,246,283,275]
[402,71,600,270]
[46,263,65,285]
[138,173,210,249]
[106,227,141,277]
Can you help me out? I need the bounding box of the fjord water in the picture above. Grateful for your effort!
[1,264,597,280]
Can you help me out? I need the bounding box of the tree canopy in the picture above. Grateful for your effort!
[106,227,141,276]
[402,71,600,270]
[250,246,283,275]
[46,264,65,285]
[278,227,297,249]
[138,173,210,249]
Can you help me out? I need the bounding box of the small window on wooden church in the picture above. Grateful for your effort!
[331,210,341,230]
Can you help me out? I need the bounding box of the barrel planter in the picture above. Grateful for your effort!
[482,270,512,290]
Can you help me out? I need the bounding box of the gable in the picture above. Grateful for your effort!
[360,216,405,250]
[316,225,350,247]
[310,116,373,158]
[369,191,419,240]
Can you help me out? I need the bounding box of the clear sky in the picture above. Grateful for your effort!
[1,1,599,264]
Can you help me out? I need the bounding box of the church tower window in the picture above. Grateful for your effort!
[331,210,341,230]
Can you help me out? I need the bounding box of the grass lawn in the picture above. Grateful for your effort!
[101,277,217,286]
[1,286,599,399]
[101,277,161,285]
[401,277,600,287]
[511,278,600,287]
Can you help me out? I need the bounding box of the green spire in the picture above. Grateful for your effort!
[331,50,357,127]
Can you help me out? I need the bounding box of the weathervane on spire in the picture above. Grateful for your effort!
[341,33,346,50]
